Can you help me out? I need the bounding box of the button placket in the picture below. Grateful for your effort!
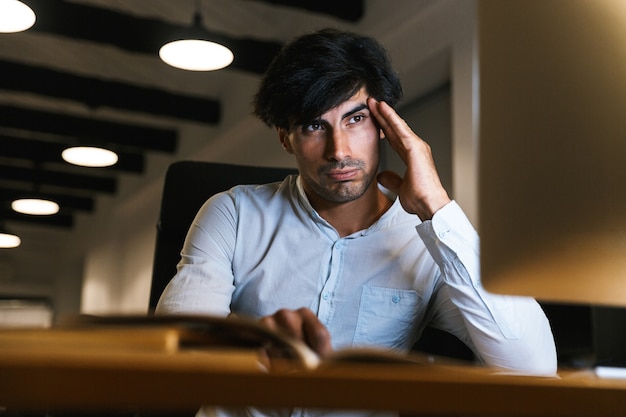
[317,239,344,325]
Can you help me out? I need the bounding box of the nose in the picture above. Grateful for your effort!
[324,127,351,162]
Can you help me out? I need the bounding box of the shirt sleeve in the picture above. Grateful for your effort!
[155,191,237,317]
[416,201,557,375]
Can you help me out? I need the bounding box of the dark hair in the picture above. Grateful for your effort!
[253,28,403,130]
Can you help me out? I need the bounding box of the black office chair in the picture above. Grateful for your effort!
[148,161,298,311]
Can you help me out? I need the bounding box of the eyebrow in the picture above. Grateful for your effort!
[340,103,369,120]
[303,103,369,128]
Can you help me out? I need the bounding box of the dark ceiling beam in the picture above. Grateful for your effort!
[0,105,177,154]
[258,0,364,21]
[0,165,117,194]
[23,0,285,75]
[0,60,220,125]
[1,134,145,174]
[0,207,73,228]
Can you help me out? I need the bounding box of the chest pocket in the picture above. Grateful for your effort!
[353,285,421,349]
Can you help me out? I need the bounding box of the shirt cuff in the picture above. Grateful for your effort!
[415,200,481,284]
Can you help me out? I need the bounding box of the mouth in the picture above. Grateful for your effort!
[326,169,359,182]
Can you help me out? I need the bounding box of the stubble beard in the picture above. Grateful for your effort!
[312,159,374,204]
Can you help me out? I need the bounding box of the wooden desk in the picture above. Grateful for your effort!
[2,327,626,416]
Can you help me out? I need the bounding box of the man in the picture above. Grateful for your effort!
[156,28,557,416]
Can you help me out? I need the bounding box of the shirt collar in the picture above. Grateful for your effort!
[294,176,404,237]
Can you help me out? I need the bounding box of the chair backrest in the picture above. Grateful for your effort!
[149,161,297,311]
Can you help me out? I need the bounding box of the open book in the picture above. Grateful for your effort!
[0,314,473,372]
[48,314,451,370]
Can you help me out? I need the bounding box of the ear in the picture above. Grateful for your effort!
[278,128,294,154]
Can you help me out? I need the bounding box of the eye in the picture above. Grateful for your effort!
[303,121,324,133]
[347,114,365,125]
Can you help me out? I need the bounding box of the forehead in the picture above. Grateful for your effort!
[317,87,370,119]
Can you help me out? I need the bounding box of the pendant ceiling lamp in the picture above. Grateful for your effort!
[0,0,36,33]
[0,224,20,249]
[10,159,61,217]
[11,198,60,216]
[159,0,233,71]
[62,146,118,167]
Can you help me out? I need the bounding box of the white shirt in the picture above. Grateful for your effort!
[156,175,557,416]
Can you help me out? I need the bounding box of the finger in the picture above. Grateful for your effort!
[297,307,332,357]
[258,309,307,367]
[368,98,399,144]
[368,98,414,140]
[265,308,304,340]
[377,170,404,195]
[367,97,388,132]
[368,100,419,166]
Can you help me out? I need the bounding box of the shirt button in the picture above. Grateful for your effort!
[322,293,330,300]
[392,295,400,303]
[438,230,449,239]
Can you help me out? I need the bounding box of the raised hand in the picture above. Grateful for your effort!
[368,97,451,220]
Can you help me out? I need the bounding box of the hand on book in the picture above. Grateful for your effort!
[258,307,332,368]
[57,312,440,372]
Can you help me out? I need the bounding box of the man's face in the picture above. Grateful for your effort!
[279,88,382,206]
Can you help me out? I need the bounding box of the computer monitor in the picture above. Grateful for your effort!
[477,0,626,307]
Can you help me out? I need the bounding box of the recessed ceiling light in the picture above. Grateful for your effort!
[0,0,36,33]
[62,146,118,167]
[11,199,60,216]
[0,232,21,248]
